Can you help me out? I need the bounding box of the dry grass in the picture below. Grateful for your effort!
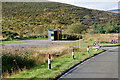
[82,33,120,42]
[31,46,70,55]
[2,45,70,78]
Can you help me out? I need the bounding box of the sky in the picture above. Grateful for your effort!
[49,0,120,11]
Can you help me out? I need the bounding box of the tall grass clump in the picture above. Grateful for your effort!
[2,45,70,78]
[2,47,35,78]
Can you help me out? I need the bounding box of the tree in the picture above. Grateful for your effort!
[96,26,105,33]
[67,23,87,34]
[105,28,111,33]
[92,24,105,33]
[92,23,97,30]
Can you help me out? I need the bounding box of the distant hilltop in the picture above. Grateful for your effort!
[107,9,120,13]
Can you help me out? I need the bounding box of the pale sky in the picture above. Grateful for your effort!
[49,0,120,11]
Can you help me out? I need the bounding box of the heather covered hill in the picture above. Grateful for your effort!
[2,2,119,40]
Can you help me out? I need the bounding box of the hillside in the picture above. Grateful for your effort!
[2,2,119,40]
[108,9,120,13]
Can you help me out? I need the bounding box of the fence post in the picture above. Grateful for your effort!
[48,54,51,69]
[72,49,74,59]
[87,46,89,53]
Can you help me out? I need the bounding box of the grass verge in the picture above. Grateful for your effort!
[1,37,48,44]
[3,35,48,41]
[10,48,103,79]
[0,40,26,44]
[64,40,120,47]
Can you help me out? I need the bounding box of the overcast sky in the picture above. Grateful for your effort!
[49,0,119,11]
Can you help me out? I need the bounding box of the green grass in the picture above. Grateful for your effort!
[64,40,120,47]
[0,40,26,44]
[12,37,48,41]
[98,43,120,46]
[10,48,103,78]
[4,37,48,41]
[1,37,48,44]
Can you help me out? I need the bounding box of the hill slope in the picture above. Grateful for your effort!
[108,9,120,13]
[2,2,119,40]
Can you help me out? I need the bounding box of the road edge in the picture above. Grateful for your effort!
[55,49,106,80]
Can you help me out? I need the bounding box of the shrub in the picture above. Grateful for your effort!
[92,22,120,33]
[2,53,36,75]
[62,34,80,40]
[67,23,87,34]
[89,39,93,41]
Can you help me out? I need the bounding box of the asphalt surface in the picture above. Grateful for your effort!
[3,40,85,48]
[59,46,118,79]
[3,40,53,48]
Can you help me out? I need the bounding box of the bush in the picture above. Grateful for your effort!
[89,39,93,41]
[62,34,80,40]
[67,23,87,34]
[2,53,36,75]
[92,22,120,33]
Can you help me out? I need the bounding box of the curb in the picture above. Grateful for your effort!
[55,49,106,80]
[101,45,120,47]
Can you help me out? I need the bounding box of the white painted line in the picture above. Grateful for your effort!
[58,47,118,79]
[58,52,102,79]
